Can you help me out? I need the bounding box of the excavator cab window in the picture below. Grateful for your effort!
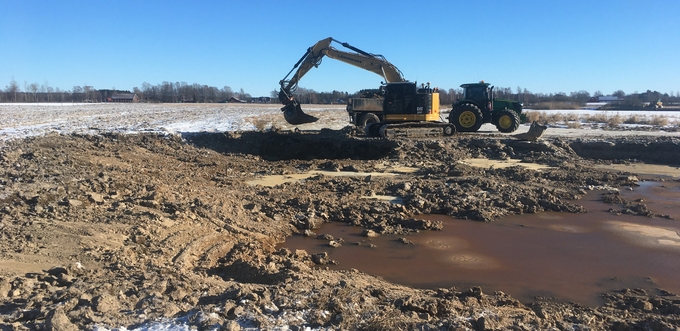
[383,83,416,114]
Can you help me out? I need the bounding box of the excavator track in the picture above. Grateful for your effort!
[367,122,456,138]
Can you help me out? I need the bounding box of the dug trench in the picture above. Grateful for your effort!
[0,130,679,330]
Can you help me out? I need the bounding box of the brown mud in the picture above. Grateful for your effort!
[1,129,680,330]
[282,182,680,308]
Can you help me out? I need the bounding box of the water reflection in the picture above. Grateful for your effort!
[281,181,680,307]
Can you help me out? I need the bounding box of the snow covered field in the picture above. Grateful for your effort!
[1,103,679,142]
[527,108,680,120]
[0,103,350,142]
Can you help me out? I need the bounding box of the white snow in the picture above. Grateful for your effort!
[527,108,680,121]
[0,103,352,142]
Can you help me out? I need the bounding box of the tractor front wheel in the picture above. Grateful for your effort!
[494,109,520,133]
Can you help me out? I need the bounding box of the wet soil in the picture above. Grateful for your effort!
[282,181,680,308]
[1,128,680,330]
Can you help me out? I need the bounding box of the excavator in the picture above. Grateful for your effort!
[278,37,455,137]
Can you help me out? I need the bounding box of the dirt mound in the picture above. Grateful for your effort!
[184,128,399,161]
[570,137,680,165]
[1,131,679,330]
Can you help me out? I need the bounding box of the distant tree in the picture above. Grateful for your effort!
[133,86,143,100]
[553,92,569,102]
[438,88,449,104]
[29,83,39,102]
[569,90,590,103]
[72,86,83,102]
[53,87,63,102]
[40,82,48,102]
[221,86,234,101]
[521,88,532,104]
[5,77,20,102]
[446,88,455,100]
[612,90,625,98]
[142,82,157,102]
[175,82,189,102]
[593,90,603,97]
[83,86,94,102]
[160,81,174,102]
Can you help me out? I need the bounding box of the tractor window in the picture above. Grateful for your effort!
[465,86,487,102]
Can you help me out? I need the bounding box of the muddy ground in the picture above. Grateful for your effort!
[1,125,680,330]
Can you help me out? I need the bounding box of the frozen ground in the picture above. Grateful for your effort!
[1,103,679,143]
[2,103,679,331]
[0,103,349,142]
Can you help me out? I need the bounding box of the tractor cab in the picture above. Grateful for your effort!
[460,82,493,112]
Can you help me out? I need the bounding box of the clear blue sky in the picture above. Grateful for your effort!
[2,0,679,98]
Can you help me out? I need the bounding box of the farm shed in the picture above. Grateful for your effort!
[109,93,139,103]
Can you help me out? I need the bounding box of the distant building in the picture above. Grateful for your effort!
[109,93,139,103]
[584,96,624,109]
[228,97,247,103]
[588,96,623,103]
[251,96,271,103]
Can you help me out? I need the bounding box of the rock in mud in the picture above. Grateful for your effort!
[45,307,78,331]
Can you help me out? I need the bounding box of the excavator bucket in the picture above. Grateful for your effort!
[512,121,547,141]
[282,101,319,125]
[279,90,318,125]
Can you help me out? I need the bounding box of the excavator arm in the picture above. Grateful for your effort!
[279,37,406,125]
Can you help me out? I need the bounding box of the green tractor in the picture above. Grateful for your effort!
[448,81,523,133]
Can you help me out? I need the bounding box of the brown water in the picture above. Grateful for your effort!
[281,181,680,307]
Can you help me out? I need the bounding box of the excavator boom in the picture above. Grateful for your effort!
[279,37,405,125]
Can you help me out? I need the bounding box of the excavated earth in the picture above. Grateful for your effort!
[1,126,680,330]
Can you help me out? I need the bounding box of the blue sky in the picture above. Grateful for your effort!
[2,0,679,98]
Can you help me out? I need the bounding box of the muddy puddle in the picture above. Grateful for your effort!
[459,158,554,170]
[595,163,680,179]
[282,180,680,307]
[246,166,418,187]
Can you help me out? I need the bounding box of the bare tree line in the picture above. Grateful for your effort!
[135,82,249,103]
[0,79,251,104]
[3,77,680,108]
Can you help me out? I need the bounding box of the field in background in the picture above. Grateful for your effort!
[1,103,679,142]
[523,109,680,129]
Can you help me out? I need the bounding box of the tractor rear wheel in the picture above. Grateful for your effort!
[450,103,483,132]
[494,109,520,133]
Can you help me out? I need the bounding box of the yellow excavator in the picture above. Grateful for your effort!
[278,37,455,137]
